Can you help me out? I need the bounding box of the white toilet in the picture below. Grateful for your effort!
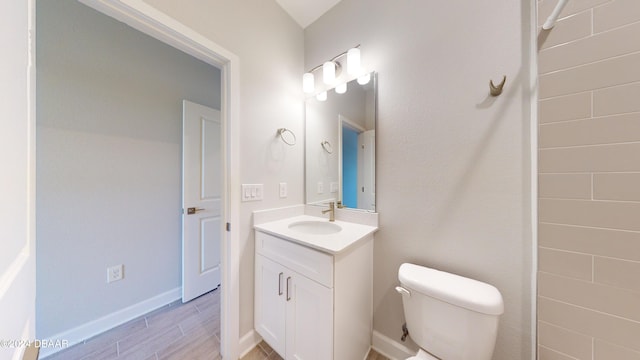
[396,263,504,360]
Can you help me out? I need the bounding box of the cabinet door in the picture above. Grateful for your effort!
[286,273,333,360]
[255,255,287,357]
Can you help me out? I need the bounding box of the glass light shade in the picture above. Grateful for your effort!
[335,82,347,94]
[347,48,361,75]
[323,61,336,84]
[303,73,315,93]
[316,91,327,101]
[357,73,371,85]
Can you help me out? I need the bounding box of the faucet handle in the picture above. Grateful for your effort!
[322,202,336,221]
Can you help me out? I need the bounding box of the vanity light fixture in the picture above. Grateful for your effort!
[303,73,315,94]
[357,73,371,85]
[323,61,337,84]
[347,48,360,75]
[303,45,364,95]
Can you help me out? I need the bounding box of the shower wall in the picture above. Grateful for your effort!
[537,0,640,359]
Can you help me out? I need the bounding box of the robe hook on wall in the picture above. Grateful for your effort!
[489,76,506,97]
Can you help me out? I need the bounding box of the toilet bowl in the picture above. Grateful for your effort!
[396,263,504,360]
[406,349,438,360]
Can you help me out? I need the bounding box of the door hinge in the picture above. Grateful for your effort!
[226,222,231,232]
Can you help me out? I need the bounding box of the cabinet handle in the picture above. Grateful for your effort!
[286,276,292,301]
[278,272,283,296]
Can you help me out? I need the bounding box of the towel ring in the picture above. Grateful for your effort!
[277,128,296,146]
[321,140,333,154]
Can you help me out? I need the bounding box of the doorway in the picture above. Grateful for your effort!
[36,0,239,358]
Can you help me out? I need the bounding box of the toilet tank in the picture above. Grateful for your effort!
[398,263,504,360]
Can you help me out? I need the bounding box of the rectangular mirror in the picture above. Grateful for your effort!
[305,72,377,211]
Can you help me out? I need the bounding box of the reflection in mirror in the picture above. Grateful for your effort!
[305,72,376,211]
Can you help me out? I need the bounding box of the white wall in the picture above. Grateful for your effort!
[306,1,534,359]
[140,0,305,337]
[36,0,221,338]
[0,0,36,359]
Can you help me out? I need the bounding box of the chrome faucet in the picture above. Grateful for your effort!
[322,201,336,222]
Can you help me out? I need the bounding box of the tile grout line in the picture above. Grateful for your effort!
[539,49,640,77]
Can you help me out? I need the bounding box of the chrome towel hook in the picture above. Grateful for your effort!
[489,76,506,97]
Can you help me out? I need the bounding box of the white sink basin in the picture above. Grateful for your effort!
[288,220,342,235]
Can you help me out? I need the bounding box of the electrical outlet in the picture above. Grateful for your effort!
[107,264,124,283]
[279,182,288,198]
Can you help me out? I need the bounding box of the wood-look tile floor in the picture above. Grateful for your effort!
[43,289,222,360]
[240,341,390,360]
[42,286,389,360]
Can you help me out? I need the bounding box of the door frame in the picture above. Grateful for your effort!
[78,1,240,358]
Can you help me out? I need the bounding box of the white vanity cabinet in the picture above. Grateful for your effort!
[254,230,373,360]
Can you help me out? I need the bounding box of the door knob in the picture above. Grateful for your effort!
[186,207,205,215]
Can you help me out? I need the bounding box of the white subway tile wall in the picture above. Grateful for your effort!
[538,0,640,358]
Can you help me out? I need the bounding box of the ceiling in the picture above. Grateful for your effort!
[275,0,344,28]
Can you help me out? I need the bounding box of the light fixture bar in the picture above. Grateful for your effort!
[304,44,360,74]
[302,44,362,94]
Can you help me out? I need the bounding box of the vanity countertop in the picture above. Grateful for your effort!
[254,215,378,255]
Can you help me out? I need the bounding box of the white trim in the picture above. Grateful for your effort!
[340,114,366,133]
[39,287,181,358]
[371,330,414,360]
[530,0,540,359]
[238,329,263,358]
[78,0,233,68]
[4,1,37,359]
[74,2,241,359]
[0,250,29,300]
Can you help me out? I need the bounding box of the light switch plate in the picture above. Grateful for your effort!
[279,183,287,198]
[330,182,338,193]
[242,184,264,201]
[317,182,324,194]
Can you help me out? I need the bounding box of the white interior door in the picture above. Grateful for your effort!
[357,130,376,211]
[182,100,222,302]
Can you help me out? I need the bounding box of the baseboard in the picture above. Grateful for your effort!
[40,287,181,359]
[239,329,262,358]
[371,330,414,360]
